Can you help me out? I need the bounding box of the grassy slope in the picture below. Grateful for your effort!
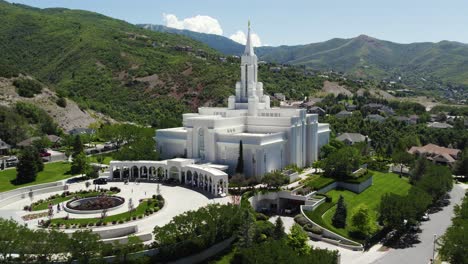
[320,171,410,239]
[0,161,72,192]
[258,36,468,86]
[0,1,324,126]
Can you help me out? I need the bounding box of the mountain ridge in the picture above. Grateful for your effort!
[141,24,468,88]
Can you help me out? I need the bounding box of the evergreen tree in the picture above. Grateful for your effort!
[237,209,255,248]
[410,157,428,183]
[236,140,244,174]
[15,147,39,184]
[71,152,89,175]
[72,135,84,157]
[273,217,285,240]
[454,149,468,177]
[332,195,347,228]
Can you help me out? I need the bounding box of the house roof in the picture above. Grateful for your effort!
[17,137,40,147]
[68,128,96,135]
[367,114,386,121]
[0,139,11,150]
[336,110,353,117]
[408,144,461,163]
[336,133,369,143]
[46,135,62,143]
[309,106,325,112]
[427,122,453,129]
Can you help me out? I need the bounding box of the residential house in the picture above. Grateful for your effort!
[336,133,370,146]
[408,144,461,166]
[0,139,11,155]
[379,106,395,116]
[395,116,411,125]
[427,122,453,129]
[273,93,286,101]
[366,114,386,123]
[17,137,40,147]
[308,107,326,116]
[336,110,353,118]
[345,104,357,111]
[68,128,96,136]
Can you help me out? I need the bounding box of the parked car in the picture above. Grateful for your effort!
[93,178,107,185]
[6,156,18,167]
[39,152,51,157]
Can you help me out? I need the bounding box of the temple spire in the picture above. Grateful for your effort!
[244,20,254,56]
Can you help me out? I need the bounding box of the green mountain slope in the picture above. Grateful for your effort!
[257,35,468,87]
[0,2,324,126]
[138,24,245,56]
[141,23,468,88]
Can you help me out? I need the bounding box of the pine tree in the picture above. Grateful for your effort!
[72,135,84,157]
[15,148,38,184]
[237,210,255,248]
[332,195,347,228]
[273,216,285,240]
[236,140,244,174]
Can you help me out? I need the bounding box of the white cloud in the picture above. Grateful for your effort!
[229,30,262,47]
[163,13,223,35]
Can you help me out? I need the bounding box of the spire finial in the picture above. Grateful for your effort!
[244,20,254,56]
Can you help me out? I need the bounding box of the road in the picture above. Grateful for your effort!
[372,184,466,264]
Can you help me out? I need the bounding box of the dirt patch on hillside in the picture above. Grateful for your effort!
[322,81,352,96]
[136,74,164,89]
[0,77,114,131]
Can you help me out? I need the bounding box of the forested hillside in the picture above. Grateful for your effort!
[142,23,468,93]
[0,1,324,127]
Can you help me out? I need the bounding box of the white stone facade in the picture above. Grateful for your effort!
[109,158,229,196]
[156,24,330,179]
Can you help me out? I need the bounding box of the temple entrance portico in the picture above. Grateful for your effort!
[109,158,229,196]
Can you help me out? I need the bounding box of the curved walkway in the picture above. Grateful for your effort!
[0,180,230,242]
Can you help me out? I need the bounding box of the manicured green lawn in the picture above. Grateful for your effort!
[87,154,113,165]
[317,171,410,240]
[303,175,336,190]
[0,162,72,192]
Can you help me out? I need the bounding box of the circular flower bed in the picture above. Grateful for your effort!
[66,195,125,211]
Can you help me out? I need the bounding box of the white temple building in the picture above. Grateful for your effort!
[156,23,330,179]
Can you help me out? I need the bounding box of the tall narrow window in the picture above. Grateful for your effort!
[198,128,205,160]
[245,65,248,99]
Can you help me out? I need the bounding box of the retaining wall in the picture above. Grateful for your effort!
[317,176,373,194]
[0,185,67,208]
[93,225,139,239]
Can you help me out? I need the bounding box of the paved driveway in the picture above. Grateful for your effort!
[372,184,465,264]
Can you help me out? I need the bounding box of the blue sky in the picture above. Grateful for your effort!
[6,0,468,46]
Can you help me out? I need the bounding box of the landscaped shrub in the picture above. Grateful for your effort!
[112,220,117,225]
[256,213,268,221]
[118,220,124,224]
[304,224,323,235]
[294,214,309,226]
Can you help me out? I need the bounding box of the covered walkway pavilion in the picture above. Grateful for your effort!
[109,158,229,196]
